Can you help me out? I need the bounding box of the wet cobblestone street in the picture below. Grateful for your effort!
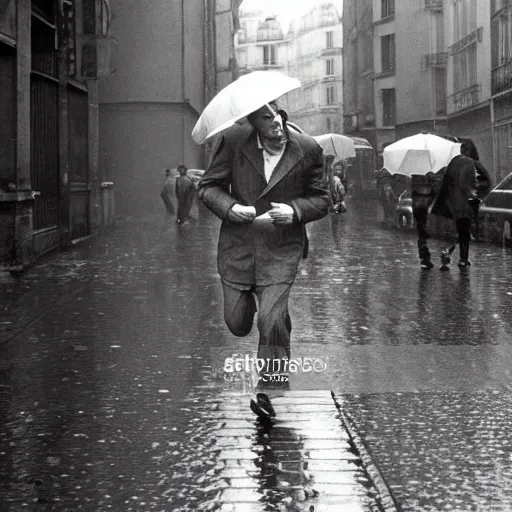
[2,202,512,511]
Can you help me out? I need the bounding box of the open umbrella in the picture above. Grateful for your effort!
[191,71,301,145]
[383,133,461,177]
[313,133,356,162]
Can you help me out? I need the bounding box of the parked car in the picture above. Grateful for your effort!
[478,172,512,246]
[395,189,414,228]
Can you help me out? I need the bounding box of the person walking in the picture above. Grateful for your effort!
[197,103,330,419]
[160,169,175,218]
[331,171,346,214]
[175,164,196,224]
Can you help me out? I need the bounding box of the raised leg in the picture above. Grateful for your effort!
[222,281,257,337]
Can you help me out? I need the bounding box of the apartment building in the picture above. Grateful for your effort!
[491,0,512,183]
[235,2,343,136]
[342,0,376,149]
[344,0,498,180]
[98,0,241,217]
[285,3,343,135]
[236,12,287,75]
[0,0,116,271]
[445,0,493,175]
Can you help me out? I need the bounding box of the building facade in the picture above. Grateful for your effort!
[236,12,287,75]
[285,3,344,135]
[445,0,493,177]
[343,0,499,181]
[491,0,512,184]
[235,2,343,136]
[0,0,115,272]
[98,0,241,217]
[342,0,376,149]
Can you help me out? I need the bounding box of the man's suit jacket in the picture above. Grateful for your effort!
[198,124,329,285]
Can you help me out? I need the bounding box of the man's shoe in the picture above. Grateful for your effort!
[250,393,276,420]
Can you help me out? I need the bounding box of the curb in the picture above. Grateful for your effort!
[331,391,403,512]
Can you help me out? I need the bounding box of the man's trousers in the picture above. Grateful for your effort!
[222,280,292,366]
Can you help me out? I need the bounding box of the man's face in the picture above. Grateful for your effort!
[249,105,284,141]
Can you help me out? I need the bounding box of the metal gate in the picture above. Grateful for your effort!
[30,14,59,231]
[68,87,90,240]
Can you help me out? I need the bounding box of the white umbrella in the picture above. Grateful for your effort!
[313,133,356,162]
[383,133,461,177]
[191,71,301,145]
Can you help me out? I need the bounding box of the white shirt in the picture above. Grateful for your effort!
[257,134,286,183]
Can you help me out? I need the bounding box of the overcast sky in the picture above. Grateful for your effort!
[239,0,343,32]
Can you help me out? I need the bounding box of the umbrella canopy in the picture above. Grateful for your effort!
[313,133,356,162]
[383,133,461,177]
[191,71,301,145]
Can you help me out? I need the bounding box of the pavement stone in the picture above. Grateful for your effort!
[208,390,395,512]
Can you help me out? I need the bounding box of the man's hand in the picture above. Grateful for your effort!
[269,202,295,225]
[228,204,256,223]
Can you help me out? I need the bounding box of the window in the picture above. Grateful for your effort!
[434,68,446,115]
[453,42,477,92]
[491,15,512,69]
[491,0,508,14]
[495,123,512,183]
[326,58,334,75]
[326,31,333,48]
[432,10,444,53]
[381,34,396,72]
[263,45,277,65]
[381,0,395,18]
[326,117,332,132]
[382,88,396,125]
[0,44,16,185]
[326,86,336,105]
[453,0,477,42]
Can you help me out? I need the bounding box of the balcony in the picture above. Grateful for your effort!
[425,0,442,10]
[424,52,448,68]
[321,47,342,56]
[492,60,512,95]
[449,27,483,55]
[447,84,481,115]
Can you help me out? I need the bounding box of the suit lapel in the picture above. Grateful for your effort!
[240,130,266,180]
[259,133,304,197]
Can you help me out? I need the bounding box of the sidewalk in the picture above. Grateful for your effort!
[204,390,399,512]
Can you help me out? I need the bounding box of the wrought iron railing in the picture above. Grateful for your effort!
[424,52,448,68]
[449,27,483,55]
[425,0,442,9]
[492,60,512,95]
[447,83,481,114]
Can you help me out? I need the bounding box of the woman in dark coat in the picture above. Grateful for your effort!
[415,137,492,268]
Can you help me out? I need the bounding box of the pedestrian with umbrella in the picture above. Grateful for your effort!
[175,164,196,225]
[160,169,176,219]
[194,71,330,419]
